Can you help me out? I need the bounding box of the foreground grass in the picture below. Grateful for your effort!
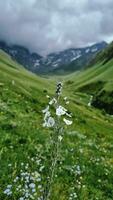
[0,51,113,199]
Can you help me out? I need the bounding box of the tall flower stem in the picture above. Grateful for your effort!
[42,126,62,200]
[42,82,72,200]
[42,83,63,200]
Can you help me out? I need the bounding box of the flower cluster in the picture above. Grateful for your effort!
[42,82,73,128]
[3,155,45,200]
[42,106,55,128]
[4,185,12,196]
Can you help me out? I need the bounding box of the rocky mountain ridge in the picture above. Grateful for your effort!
[0,40,107,74]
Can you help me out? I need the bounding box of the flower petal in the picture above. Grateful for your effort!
[63,118,72,125]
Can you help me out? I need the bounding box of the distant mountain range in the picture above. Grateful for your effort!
[0,40,107,74]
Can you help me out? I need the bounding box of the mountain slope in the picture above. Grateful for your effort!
[0,50,54,94]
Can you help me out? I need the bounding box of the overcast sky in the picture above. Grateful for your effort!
[0,0,113,55]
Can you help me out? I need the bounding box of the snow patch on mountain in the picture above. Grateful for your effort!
[34,60,40,67]
[71,55,81,62]
[91,48,98,52]
[85,49,90,53]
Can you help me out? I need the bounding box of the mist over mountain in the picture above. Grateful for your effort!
[0,40,107,74]
[0,0,113,55]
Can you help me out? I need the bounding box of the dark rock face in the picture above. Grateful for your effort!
[0,40,107,74]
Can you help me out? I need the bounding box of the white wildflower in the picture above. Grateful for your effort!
[63,118,72,125]
[25,193,29,198]
[19,197,24,200]
[64,97,67,101]
[43,117,55,127]
[7,185,12,189]
[21,162,24,166]
[32,188,36,193]
[76,165,81,175]
[56,106,67,116]
[37,177,41,182]
[25,176,29,182]
[29,183,35,189]
[58,135,63,142]
[21,172,26,177]
[4,188,12,195]
[42,106,49,113]
[73,192,77,198]
[39,166,45,172]
[44,111,51,121]
[25,165,28,169]
[46,95,50,98]
[49,98,57,105]
[43,121,47,127]
[66,101,69,105]
[47,117,55,127]
[8,163,12,167]
[38,185,42,189]
[66,112,72,118]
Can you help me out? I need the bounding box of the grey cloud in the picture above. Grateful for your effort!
[0,0,113,55]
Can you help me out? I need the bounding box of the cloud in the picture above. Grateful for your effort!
[0,0,113,55]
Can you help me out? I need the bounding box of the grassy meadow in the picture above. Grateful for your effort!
[0,50,113,200]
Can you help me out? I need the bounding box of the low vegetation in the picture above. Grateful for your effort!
[0,49,113,199]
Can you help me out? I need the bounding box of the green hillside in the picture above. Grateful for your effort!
[64,43,113,114]
[87,41,113,67]
[0,50,113,200]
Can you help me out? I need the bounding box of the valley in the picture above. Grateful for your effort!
[0,41,113,199]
